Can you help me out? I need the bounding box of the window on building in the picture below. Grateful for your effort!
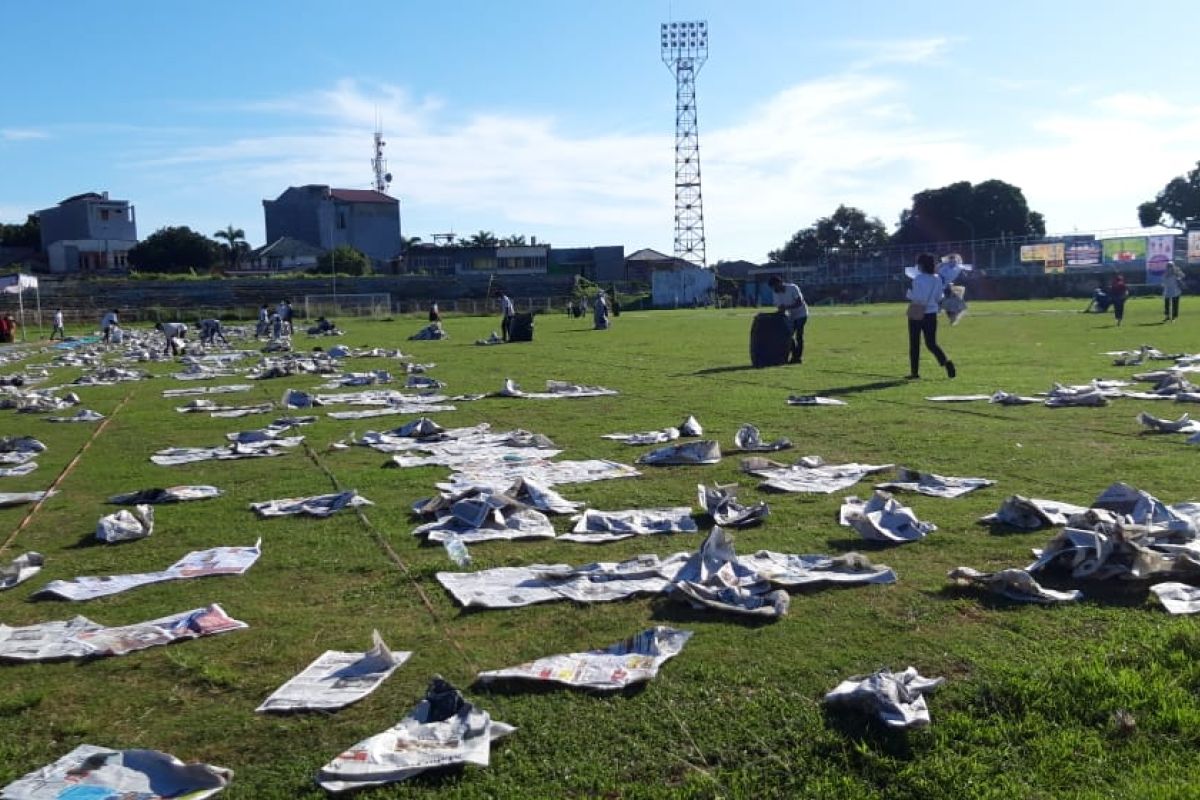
[99,209,110,221]
[337,211,347,229]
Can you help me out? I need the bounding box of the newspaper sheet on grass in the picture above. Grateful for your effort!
[979,495,1089,529]
[438,458,640,494]
[824,667,945,729]
[95,505,154,543]
[839,491,937,543]
[257,630,410,712]
[35,540,261,601]
[162,383,253,397]
[697,483,769,527]
[0,603,246,662]
[108,485,223,504]
[495,378,618,399]
[316,676,514,793]
[415,507,556,544]
[787,395,847,406]
[636,440,722,465]
[251,490,371,518]
[876,467,996,498]
[731,424,791,452]
[0,744,232,800]
[1150,582,1200,614]
[1136,411,1200,434]
[45,408,105,423]
[151,438,301,465]
[0,552,43,591]
[0,462,37,477]
[475,626,692,690]
[0,490,54,508]
[438,555,678,609]
[947,566,1083,604]
[745,456,893,494]
[601,427,680,445]
[559,507,698,543]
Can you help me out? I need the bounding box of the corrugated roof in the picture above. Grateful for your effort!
[251,236,326,259]
[625,247,675,262]
[329,189,397,204]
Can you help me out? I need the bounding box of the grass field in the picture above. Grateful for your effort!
[1,297,1198,799]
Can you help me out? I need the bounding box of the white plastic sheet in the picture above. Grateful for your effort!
[1,744,232,800]
[257,630,410,712]
[476,626,692,690]
[316,677,514,793]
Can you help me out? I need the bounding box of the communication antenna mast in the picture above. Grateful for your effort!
[661,19,708,268]
[372,123,393,194]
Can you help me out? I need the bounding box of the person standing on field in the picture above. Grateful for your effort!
[1162,261,1185,322]
[50,309,65,340]
[499,293,515,342]
[1109,274,1129,326]
[768,274,809,365]
[906,253,956,380]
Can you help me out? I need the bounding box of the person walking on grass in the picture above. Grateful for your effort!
[1162,261,1185,322]
[499,293,515,342]
[1109,274,1129,326]
[100,309,119,344]
[50,309,65,340]
[906,253,956,380]
[768,274,809,364]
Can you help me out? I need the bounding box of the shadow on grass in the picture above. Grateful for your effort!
[819,379,908,396]
[823,536,896,552]
[64,530,105,550]
[472,676,648,699]
[820,706,915,758]
[931,580,1151,609]
[684,364,762,376]
[647,596,779,628]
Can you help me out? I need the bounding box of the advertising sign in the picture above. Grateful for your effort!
[1102,237,1146,265]
[1145,235,1175,285]
[1064,236,1101,267]
[1188,231,1200,265]
[1020,243,1065,272]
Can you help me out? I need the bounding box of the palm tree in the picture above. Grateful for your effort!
[212,225,249,271]
[501,234,527,246]
[468,230,498,248]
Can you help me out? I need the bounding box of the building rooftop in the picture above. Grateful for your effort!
[329,188,397,205]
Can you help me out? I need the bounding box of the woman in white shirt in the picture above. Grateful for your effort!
[907,253,956,380]
[1162,261,1184,322]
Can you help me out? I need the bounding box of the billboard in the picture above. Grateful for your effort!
[1189,231,1200,265]
[1102,237,1146,265]
[1020,242,1065,273]
[1064,236,1101,267]
[1145,235,1174,285]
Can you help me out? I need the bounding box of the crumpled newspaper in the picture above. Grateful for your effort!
[0,745,232,800]
[96,505,154,543]
[979,495,1089,529]
[476,626,693,690]
[316,676,514,793]
[560,507,698,543]
[602,426,680,445]
[696,483,769,527]
[1136,411,1200,434]
[824,667,945,728]
[948,566,1082,604]
[1150,582,1200,614]
[840,491,936,543]
[0,552,43,591]
[731,423,792,452]
[745,456,894,494]
[678,414,703,436]
[45,408,105,423]
[108,485,223,505]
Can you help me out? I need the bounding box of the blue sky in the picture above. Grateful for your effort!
[3,0,1199,262]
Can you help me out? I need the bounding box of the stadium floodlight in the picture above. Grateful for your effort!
[660,20,709,268]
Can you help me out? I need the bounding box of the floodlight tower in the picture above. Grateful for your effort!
[372,126,392,194]
[661,20,708,268]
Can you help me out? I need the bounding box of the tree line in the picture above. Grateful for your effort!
[768,165,1200,264]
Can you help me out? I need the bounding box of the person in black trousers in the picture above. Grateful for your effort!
[907,253,956,379]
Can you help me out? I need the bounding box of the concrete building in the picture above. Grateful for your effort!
[548,246,625,281]
[406,244,549,276]
[263,185,401,270]
[651,260,716,307]
[36,192,137,273]
[240,236,325,275]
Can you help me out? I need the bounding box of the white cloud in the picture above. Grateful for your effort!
[841,36,954,69]
[1,129,48,141]
[122,75,1200,262]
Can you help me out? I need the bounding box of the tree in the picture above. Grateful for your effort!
[212,225,249,271]
[128,226,220,273]
[501,234,527,246]
[466,230,498,248]
[768,205,888,263]
[1138,161,1200,228]
[0,214,40,249]
[892,180,1044,245]
[316,245,372,275]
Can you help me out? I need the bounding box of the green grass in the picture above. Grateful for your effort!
[1,297,1199,798]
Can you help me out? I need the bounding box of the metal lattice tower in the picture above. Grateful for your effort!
[372,125,392,194]
[661,20,708,268]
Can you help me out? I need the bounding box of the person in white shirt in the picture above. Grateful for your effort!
[256,304,269,337]
[1162,261,1185,322]
[50,309,65,340]
[155,321,188,355]
[768,274,809,365]
[100,309,119,344]
[907,253,955,380]
[499,293,516,342]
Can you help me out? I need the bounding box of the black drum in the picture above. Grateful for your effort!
[509,312,534,342]
[750,312,791,368]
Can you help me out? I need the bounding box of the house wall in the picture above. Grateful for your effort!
[47,239,136,273]
[651,267,716,307]
[39,198,136,251]
[265,186,401,267]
